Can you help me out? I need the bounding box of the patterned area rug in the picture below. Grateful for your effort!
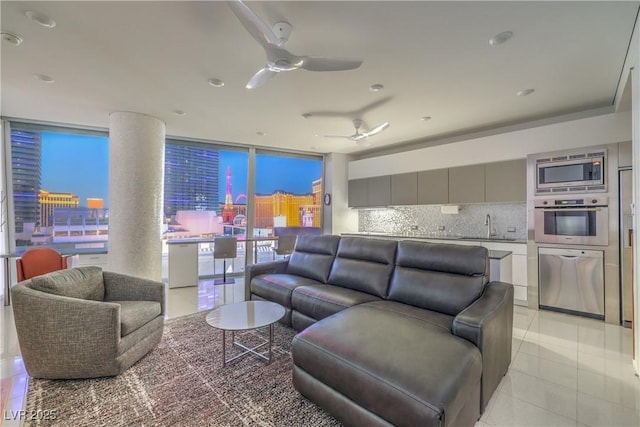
[24,312,340,426]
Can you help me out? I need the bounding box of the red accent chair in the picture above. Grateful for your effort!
[16,247,70,282]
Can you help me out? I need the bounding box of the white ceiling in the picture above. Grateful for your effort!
[1,1,637,155]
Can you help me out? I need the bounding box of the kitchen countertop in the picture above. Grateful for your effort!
[342,232,526,244]
[487,250,512,260]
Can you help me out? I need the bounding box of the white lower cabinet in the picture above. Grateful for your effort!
[482,241,528,306]
[73,253,109,269]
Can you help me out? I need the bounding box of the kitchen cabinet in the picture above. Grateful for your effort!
[391,172,418,205]
[168,241,199,288]
[368,176,391,206]
[483,241,527,305]
[448,165,485,204]
[348,176,391,207]
[74,253,108,269]
[485,159,526,202]
[417,168,449,205]
[351,158,525,206]
[348,178,368,207]
[619,141,632,168]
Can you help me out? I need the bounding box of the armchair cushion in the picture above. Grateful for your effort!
[114,301,162,336]
[29,266,104,301]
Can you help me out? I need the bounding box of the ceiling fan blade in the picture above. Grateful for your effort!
[363,122,390,137]
[322,134,351,139]
[228,0,279,48]
[300,57,363,72]
[246,67,277,89]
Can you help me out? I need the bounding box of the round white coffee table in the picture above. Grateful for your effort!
[206,301,286,367]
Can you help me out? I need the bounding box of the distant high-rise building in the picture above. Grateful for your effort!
[38,190,80,227]
[254,191,319,228]
[87,198,104,209]
[164,144,220,219]
[11,130,42,232]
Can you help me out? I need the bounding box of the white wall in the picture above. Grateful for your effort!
[349,111,631,179]
[324,153,358,235]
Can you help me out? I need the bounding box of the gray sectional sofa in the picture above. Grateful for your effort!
[246,235,513,427]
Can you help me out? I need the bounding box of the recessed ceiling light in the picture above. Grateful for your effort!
[33,73,54,83]
[25,11,56,28]
[173,110,186,116]
[208,78,224,88]
[369,84,384,92]
[256,131,266,136]
[516,88,535,97]
[1,32,23,46]
[489,31,513,47]
[420,116,432,121]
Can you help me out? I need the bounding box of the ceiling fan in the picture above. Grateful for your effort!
[228,0,363,89]
[323,119,390,146]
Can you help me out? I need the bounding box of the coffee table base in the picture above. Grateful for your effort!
[222,324,274,367]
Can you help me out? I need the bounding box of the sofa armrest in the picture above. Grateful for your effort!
[452,281,513,411]
[244,260,289,300]
[103,271,165,314]
[11,283,121,378]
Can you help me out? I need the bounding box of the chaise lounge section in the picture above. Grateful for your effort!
[246,235,513,426]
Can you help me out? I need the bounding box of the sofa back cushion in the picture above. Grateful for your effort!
[388,241,488,316]
[287,235,341,283]
[29,266,105,301]
[327,237,397,298]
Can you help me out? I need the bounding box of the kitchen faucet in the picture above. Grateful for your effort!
[485,214,496,238]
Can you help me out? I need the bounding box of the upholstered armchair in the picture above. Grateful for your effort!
[11,266,165,379]
[16,247,71,282]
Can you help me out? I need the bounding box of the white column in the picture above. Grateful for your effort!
[108,112,165,281]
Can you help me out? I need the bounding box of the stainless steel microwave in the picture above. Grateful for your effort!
[535,150,606,194]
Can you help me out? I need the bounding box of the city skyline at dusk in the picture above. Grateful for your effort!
[39,134,322,210]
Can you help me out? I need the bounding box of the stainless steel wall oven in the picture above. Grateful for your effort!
[534,197,609,246]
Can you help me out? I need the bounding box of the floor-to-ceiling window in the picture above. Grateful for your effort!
[253,151,323,263]
[162,139,248,278]
[5,122,324,283]
[7,123,109,255]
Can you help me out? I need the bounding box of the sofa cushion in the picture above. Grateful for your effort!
[29,266,105,302]
[388,241,488,316]
[286,235,340,283]
[327,237,397,298]
[292,285,381,322]
[113,300,162,336]
[292,304,482,427]
[251,274,325,309]
[361,300,454,332]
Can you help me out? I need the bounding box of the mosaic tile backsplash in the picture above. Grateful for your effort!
[358,202,527,240]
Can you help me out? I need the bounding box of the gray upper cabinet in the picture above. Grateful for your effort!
[619,141,632,168]
[417,169,448,205]
[348,178,368,207]
[485,159,526,202]
[368,175,391,206]
[391,172,418,205]
[448,164,485,203]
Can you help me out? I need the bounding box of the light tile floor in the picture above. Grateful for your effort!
[1,283,639,426]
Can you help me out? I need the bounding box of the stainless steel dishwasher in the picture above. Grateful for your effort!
[538,247,604,319]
